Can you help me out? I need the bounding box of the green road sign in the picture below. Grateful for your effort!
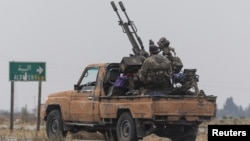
[9,62,46,81]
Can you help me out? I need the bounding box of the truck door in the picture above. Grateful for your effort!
[69,67,99,122]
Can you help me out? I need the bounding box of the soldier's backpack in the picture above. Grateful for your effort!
[146,69,170,89]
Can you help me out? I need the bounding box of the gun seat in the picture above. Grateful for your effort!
[104,68,120,96]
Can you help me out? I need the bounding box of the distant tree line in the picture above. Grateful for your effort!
[216,97,250,118]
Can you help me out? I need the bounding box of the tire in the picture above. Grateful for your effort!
[116,112,137,141]
[46,109,67,140]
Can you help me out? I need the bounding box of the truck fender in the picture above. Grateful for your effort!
[45,104,62,120]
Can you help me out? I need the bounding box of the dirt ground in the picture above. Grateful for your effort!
[1,118,250,141]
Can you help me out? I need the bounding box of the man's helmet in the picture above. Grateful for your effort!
[158,37,170,47]
[149,39,160,54]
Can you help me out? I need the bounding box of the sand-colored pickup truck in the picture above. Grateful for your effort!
[42,63,216,141]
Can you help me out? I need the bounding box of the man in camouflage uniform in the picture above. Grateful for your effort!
[157,37,176,61]
[139,40,172,90]
[157,37,183,73]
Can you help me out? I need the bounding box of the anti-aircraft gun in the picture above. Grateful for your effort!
[111,1,149,73]
[111,1,202,95]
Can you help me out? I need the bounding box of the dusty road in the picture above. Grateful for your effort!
[0,124,207,141]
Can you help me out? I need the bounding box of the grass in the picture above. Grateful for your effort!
[0,126,47,141]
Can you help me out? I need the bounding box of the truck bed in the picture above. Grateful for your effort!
[99,94,216,122]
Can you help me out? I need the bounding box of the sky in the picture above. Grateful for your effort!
[0,0,250,111]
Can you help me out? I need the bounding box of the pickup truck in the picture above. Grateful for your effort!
[41,63,217,141]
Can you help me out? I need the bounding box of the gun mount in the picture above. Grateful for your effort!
[111,1,149,73]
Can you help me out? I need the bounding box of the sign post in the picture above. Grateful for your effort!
[9,61,46,131]
[10,81,14,131]
[37,81,42,131]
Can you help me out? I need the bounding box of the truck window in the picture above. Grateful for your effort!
[79,67,99,91]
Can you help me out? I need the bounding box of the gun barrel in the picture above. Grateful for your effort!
[111,1,118,11]
[118,1,126,11]
[111,1,149,57]
[111,1,123,26]
[119,1,132,23]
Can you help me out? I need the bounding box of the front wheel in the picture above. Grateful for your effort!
[116,112,138,141]
[46,109,67,140]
